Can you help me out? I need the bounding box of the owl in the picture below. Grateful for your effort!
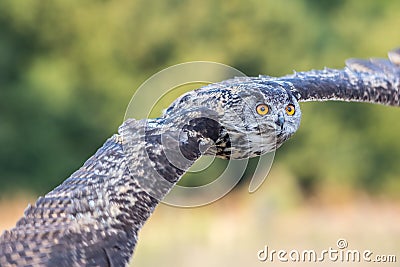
[1,48,399,266]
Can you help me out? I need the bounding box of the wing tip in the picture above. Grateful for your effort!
[345,58,377,73]
[388,48,400,65]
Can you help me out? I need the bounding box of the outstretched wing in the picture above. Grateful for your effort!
[0,117,186,267]
[0,135,138,267]
[270,48,400,106]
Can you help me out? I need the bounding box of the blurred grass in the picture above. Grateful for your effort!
[1,167,398,267]
[0,0,400,266]
[131,166,400,266]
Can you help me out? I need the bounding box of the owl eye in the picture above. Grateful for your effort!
[285,104,296,116]
[256,104,270,115]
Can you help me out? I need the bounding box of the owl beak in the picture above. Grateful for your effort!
[275,112,285,128]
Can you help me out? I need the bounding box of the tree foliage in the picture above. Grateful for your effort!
[0,0,400,197]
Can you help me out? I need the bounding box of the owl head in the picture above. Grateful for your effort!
[162,77,302,160]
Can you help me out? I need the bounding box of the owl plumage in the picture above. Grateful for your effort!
[0,48,399,266]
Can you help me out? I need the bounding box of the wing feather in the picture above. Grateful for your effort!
[388,48,400,65]
[274,48,400,106]
[0,135,137,267]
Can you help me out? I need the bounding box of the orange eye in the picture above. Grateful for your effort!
[256,104,269,115]
[285,104,295,116]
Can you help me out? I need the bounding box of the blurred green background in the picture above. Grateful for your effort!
[1,0,400,197]
[0,1,400,266]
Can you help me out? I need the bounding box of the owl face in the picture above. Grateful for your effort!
[215,81,302,159]
[164,78,302,160]
[163,78,301,159]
